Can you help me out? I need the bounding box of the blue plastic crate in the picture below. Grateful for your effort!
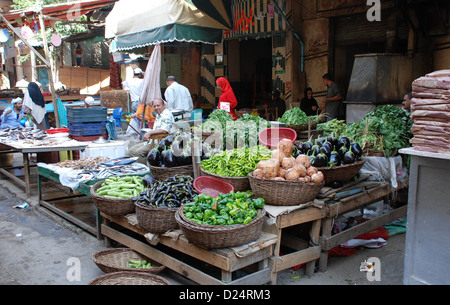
[68,121,107,136]
[66,107,107,123]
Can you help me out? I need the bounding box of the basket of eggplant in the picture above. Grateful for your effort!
[133,175,199,234]
[146,132,219,181]
[295,133,365,186]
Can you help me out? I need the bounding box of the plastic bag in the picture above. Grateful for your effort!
[360,156,407,188]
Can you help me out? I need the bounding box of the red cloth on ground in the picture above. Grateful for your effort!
[290,226,390,271]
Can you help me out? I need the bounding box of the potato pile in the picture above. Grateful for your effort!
[253,139,324,184]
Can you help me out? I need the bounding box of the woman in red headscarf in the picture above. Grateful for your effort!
[216,77,238,120]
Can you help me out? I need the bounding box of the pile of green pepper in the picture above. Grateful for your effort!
[183,191,265,226]
[201,145,272,177]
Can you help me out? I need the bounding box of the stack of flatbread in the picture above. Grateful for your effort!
[411,70,450,154]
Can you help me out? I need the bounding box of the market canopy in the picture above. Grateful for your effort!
[190,0,233,30]
[105,0,229,52]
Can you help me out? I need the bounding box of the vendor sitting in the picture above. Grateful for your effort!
[129,98,175,164]
[1,98,25,129]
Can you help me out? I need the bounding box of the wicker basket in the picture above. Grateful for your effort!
[287,121,318,135]
[135,201,179,234]
[175,206,265,249]
[316,160,366,185]
[90,181,135,216]
[199,166,250,191]
[91,248,165,274]
[88,271,170,285]
[148,164,194,181]
[248,172,325,206]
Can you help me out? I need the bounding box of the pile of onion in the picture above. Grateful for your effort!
[252,139,324,184]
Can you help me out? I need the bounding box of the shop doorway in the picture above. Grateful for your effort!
[228,37,272,110]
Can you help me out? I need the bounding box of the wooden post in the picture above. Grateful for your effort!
[38,10,60,128]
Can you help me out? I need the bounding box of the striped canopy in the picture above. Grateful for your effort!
[105,0,229,52]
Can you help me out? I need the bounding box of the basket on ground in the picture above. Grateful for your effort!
[91,248,165,274]
[90,180,135,216]
[175,206,266,249]
[135,201,179,234]
[88,271,170,285]
[316,160,366,185]
[199,166,249,192]
[148,164,193,181]
[248,172,325,206]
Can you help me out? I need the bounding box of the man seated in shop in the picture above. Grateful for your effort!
[1,97,25,129]
[129,98,175,164]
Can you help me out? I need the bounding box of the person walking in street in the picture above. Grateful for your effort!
[216,77,238,120]
[122,68,144,113]
[164,76,193,118]
[1,97,24,129]
[128,98,175,164]
[320,73,343,121]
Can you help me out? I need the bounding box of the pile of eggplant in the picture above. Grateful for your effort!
[294,133,363,168]
[133,175,198,208]
[147,132,219,167]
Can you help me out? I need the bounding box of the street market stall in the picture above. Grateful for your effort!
[0,127,88,195]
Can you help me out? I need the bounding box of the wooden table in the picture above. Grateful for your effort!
[264,203,327,284]
[100,213,278,285]
[318,178,408,272]
[0,140,88,195]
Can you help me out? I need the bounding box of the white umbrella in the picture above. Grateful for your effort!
[139,44,162,105]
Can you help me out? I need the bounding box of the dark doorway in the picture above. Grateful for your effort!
[233,38,272,109]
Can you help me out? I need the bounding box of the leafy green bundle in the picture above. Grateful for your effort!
[343,105,413,157]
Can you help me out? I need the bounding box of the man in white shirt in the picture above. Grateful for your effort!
[122,68,144,113]
[164,76,193,118]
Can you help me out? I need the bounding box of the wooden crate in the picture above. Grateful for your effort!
[100,90,130,110]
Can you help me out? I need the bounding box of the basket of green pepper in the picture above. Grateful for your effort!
[92,248,165,274]
[199,146,272,191]
[175,191,266,249]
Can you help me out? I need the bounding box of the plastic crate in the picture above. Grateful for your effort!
[68,121,107,136]
[66,107,107,123]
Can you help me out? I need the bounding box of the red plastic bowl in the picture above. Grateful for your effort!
[46,128,69,134]
[258,127,297,148]
[193,176,234,198]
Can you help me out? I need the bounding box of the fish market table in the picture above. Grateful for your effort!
[37,162,150,239]
[100,213,278,285]
[0,140,88,196]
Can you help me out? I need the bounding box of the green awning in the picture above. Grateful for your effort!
[105,0,228,52]
[110,23,223,52]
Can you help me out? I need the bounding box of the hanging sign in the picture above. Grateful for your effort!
[20,26,34,40]
[51,34,62,47]
[0,29,10,43]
